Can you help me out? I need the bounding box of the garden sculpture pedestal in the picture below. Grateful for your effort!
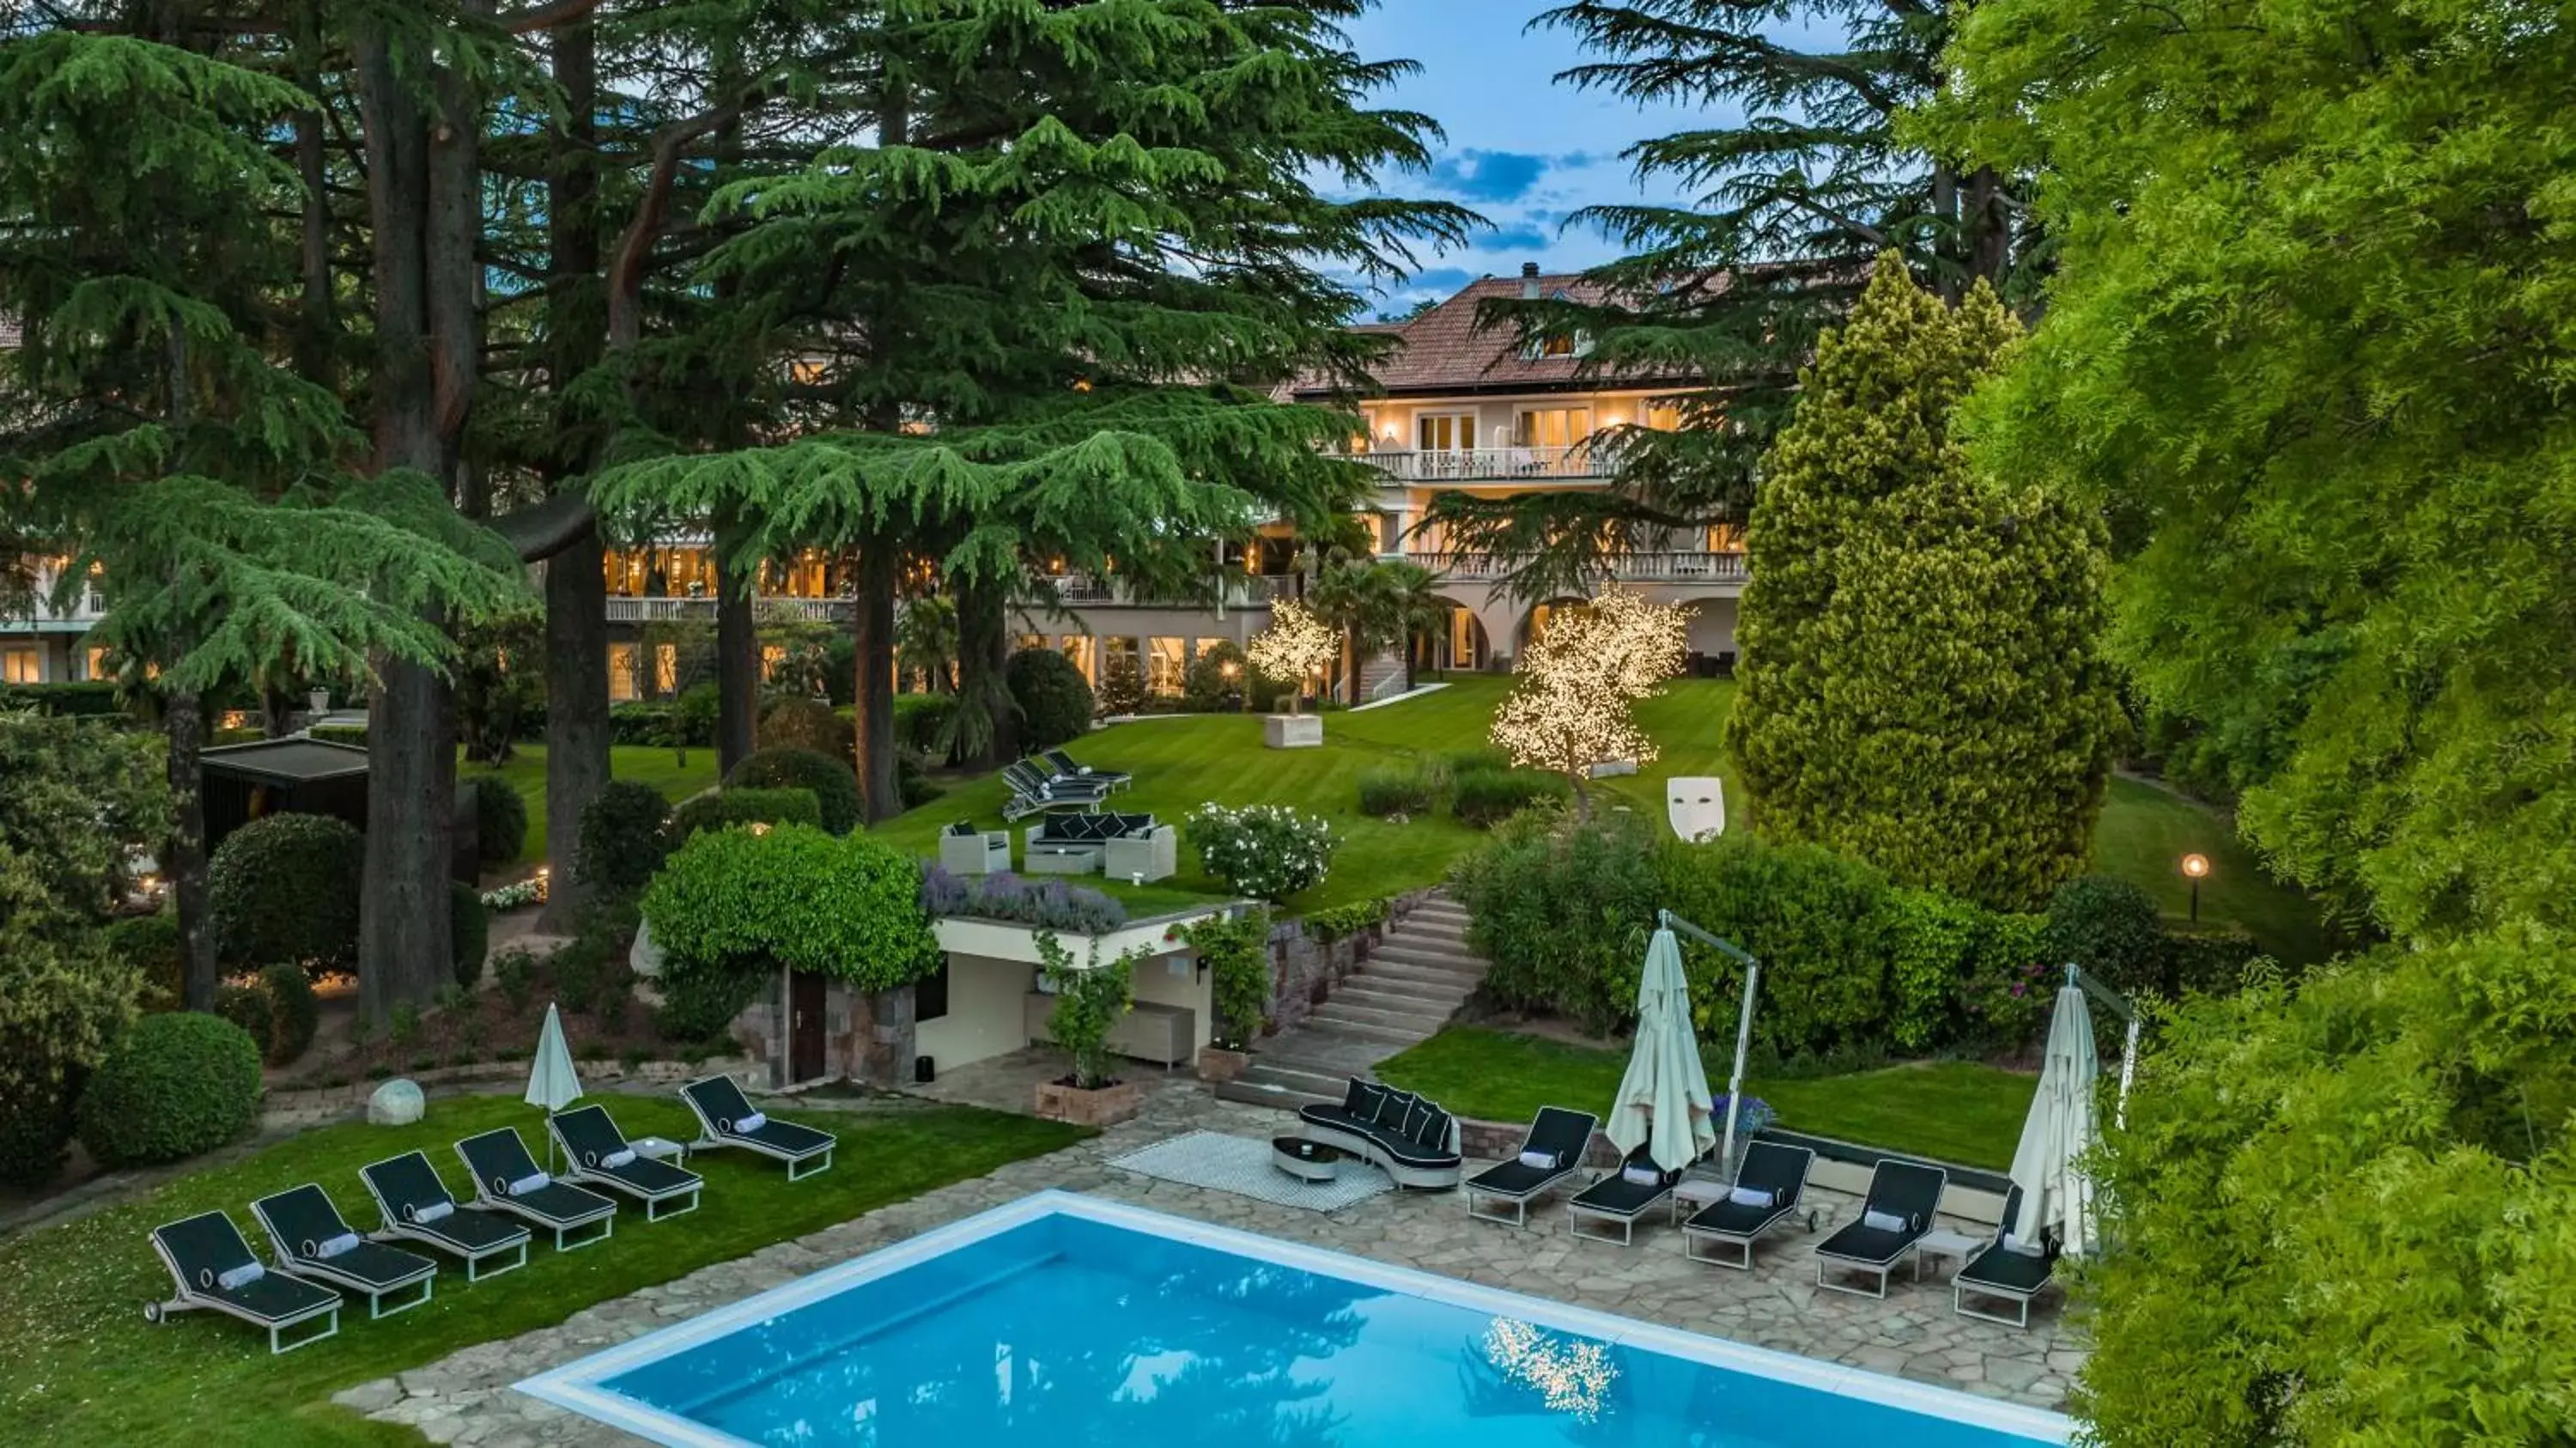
[1263,714,1323,749]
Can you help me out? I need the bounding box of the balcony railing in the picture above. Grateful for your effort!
[1406,551,1748,587]
[606,595,855,624]
[1038,574,1297,608]
[1,587,109,631]
[1364,446,1613,483]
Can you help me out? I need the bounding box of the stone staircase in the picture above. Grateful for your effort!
[1217,893,1486,1112]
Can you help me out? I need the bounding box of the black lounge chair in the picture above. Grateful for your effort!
[1953,1185,2062,1328]
[1813,1159,1950,1298]
[549,1104,704,1220]
[360,1150,532,1282]
[681,1074,835,1181]
[1296,1079,1464,1190]
[1041,748,1132,791]
[1463,1107,1600,1227]
[1000,760,1112,822]
[1567,1145,1683,1245]
[145,1210,341,1354]
[1680,1141,1818,1269]
[454,1128,617,1250]
[251,1183,438,1319]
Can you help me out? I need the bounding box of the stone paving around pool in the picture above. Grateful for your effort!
[337,1054,2087,1445]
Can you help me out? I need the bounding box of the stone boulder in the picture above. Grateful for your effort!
[368,1077,425,1127]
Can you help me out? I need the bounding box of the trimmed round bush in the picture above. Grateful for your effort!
[726,747,862,836]
[1450,765,1572,828]
[451,880,490,989]
[467,773,528,867]
[669,787,823,843]
[1006,648,1094,750]
[259,962,319,1066]
[104,912,185,1010]
[760,695,848,761]
[0,1072,85,1189]
[1187,802,1340,902]
[76,1012,264,1169]
[2044,874,2166,995]
[213,982,274,1057]
[575,780,673,900]
[209,812,363,970]
[1182,640,1248,713]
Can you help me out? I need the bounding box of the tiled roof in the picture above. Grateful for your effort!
[1294,266,1697,399]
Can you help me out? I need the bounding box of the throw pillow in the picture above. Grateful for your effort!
[1518,1149,1562,1171]
[1728,1185,1777,1209]
[1862,1208,1907,1232]
[1622,1163,1662,1187]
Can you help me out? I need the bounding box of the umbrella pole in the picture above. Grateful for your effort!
[1720,960,1759,1177]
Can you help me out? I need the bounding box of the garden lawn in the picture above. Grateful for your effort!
[1374,1025,2038,1172]
[465,744,720,865]
[2093,775,2331,964]
[0,1094,1084,1448]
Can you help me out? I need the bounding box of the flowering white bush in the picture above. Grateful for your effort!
[1187,802,1339,902]
[480,878,544,912]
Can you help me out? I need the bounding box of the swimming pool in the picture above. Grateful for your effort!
[517,1190,2072,1447]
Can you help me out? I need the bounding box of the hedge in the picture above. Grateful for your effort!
[103,912,185,1010]
[0,680,126,717]
[208,812,364,970]
[452,881,489,989]
[76,1012,264,1169]
[1450,764,1571,828]
[669,787,823,843]
[642,826,940,1027]
[1006,648,1094,750]
[259,962,319,1066]
[759,696,846,760]
[726,747,861,835]
[466,772,528,866]
[574,781,673,901]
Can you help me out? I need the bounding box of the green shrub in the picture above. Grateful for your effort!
[213,982,275,1057]
[1356,764,1437,818]
[673,680,721,751]
[1187,802,1340,902]
[1181,640,1248,712]
[465,773,529,867]
[892,692,957,755]
[2159,927,2266,998]
[1439,746,1511,776]
[655,969,763,1043]
[258,962,319,1066]
[669,787,823,843]
[1037,933,1141,1088]
[1660,836,1900,1061]
[208,812,363,970]
[1096,655,1150,716]
[643,825,940,1019]
[549,903,635,1016]
[760,694,847,761]
[310,722,368,746]
[2044,875,2166,995]
[76,1012,264,1169]
[726,747,862,836]
[452,881,490,989]
[1450,764,1571,828]
[492,947,537,1012]
[0,1069,86,1189]
[1182,910,1273,1049]
[1449,811,1662,1035]
[104,912,184,1010]
[574,781,673,901]
[1006,648,1095,749]
[0,679,127,716]
[898,749,945,809]
[1882,888,1988,1052]
[1303,897,1391,941]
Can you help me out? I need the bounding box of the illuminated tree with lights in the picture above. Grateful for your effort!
[1490,590,1687,819]
[1247,599,1342,715]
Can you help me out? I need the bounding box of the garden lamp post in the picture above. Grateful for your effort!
[2180,853,2210,923]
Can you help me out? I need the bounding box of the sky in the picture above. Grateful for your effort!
[1334,3,1715,315]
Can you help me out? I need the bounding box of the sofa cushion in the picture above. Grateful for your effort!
[1375,1089,1418,1129]
[1110,813,1156,837]
[1343,1079,1388,1122]
[1413,1105,1454,1153]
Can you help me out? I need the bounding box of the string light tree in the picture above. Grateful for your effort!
[1249,599,1344,749]
[1490,590,1690,821]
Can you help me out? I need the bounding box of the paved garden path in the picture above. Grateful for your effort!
[337,1060,2085,1445]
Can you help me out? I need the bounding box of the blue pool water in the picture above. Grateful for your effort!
[519,1193,2067,1448]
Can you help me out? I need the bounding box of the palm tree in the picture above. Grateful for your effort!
[1303,559,1388,706]
[1376,560,1450,691]
[896,595,959,694]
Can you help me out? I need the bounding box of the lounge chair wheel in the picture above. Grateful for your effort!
[143,1300,162,1323]
[1805,1211,1819,1232]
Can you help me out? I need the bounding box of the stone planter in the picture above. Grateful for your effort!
[1195,1046,1252,1083]
[1034,1078,1145,1127]
[1264,713,1324,749]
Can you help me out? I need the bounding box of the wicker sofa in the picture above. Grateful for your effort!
[1022,812,1163,877]
[1297,1078,1464,1190]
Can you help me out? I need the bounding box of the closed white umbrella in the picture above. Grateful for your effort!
[1607,928,1717,1171]
[526,1002,583,1114]
[2009,984,2100,1256]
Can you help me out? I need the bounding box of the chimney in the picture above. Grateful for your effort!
[1521,261,1541,300]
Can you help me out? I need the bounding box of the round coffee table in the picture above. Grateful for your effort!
[1272,1136,1343,1183]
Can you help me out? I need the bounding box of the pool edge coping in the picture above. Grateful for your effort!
[513,1187,2076,1446]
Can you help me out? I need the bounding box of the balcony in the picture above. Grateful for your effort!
[1038,574,1297,609]
[1364,446,1612,484]
[605,596,855,625]
[1,584,108,633]
[1406,551,1748,588]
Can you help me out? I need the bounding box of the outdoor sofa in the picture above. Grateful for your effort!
[251,1183,439,1319]
[681,1074,838,1181]
[454,1127,618,1250]
[1566,1145,1682,1245]
[1680,1141,1817,1269]
[1462,1106,1600,1227]
[549,1104,705,1221]
[360,1150,532,1281]
[1023,812,1173,879]
[1952,1185,2062,1329]
[1813,1159,1949,1298]
[144,1210,343,1354]
[1298,1078,1464,1189]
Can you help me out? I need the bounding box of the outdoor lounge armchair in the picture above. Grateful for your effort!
[1000,761,1112,822]
[145,1210,341,1354]
[1041,748,1132,791]
[1566,1146,1682,1245]
[251,1183,438,1319]
[1101,822,1177,883]
[1297,1078,1464,1190]
[1463,1106,1601,1227]
[1680,1141,1818,1269]
[681,1074,836,1182]
[1953,1185,2062,1329]
[549,1104,705,1221]
[1813,1159,1950,1299]
[937,823,1011,875]
[359,1150,531,1281]
[454,1128,618,1250]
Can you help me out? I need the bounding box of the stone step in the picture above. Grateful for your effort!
[1302,1008,1441,1046]
[1369,943,1489,972]
[1215,1076,1337,1112]
[1358,953,1485,983]
[1230,1057,1350,1098]
[1405,905,1471,928]
[1311,995,1456,1034]
[1335,979,1471,1014]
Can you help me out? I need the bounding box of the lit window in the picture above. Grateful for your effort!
[83,647,109,680]
[608,644,641,703]
[3,648,40,684]
[1147,637,1186,696]
[1516,409,1594,450]
[760,645,786,681]
[1646,404,1683,432]
[653,644,678,695]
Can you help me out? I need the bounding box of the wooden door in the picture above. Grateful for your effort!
[789,971,827,1083]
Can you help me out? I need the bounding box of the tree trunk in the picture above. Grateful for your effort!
[715,517,758,773]
[166,691,216,1010]
[853,543,900,822]
[1403,631,1419,693]
[1966,165,2011,287]
[260,684,298,739]
[542,538,611,930]
[360,651,458,1023]
[954,578,1014,770]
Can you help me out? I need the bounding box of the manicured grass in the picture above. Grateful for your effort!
[1374,1025,2038,1172]
[464,745,720,865]
[0,1094,1084,1448]
[2093,775,2330,964]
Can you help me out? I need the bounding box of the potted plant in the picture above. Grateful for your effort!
[1182,909,1273,1081]
[1031,933,1145,1125]
[1248,599,1338,748]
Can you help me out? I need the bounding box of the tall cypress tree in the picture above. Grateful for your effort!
[1731,260,2117,912]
